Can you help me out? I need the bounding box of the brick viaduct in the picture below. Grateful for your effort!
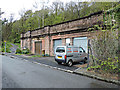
[21,11,103,56]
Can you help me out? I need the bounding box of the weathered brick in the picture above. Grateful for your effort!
[21,11,103,56]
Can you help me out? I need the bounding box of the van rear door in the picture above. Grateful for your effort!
[55,47,66,60]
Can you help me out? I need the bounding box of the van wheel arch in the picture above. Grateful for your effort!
[57,62,62,64]
[84,57,88,63]
[84,57,87,60]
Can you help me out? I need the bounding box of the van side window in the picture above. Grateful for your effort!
[79,47,83,53]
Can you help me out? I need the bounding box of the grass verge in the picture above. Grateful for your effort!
[31,55,42,58]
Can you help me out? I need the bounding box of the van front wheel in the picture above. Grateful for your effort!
[68,60,73,67]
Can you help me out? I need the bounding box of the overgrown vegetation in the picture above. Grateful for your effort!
[15,48,22,54]
[87,30,119,74]
[14,43,21,49]
[1,41,12,53]
[15,48,30,54]
[87,4,120,74]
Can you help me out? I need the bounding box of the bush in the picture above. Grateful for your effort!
[22,48,30,54]
[88,29,118,74]
[6,48,11,53]
[14,40,20,43]
[16,48,22,54]
[15,48,30,54]
[1,48,4,52]
[88,57,119,74]
[1,41,12,53]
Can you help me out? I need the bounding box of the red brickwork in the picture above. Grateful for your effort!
[21,11,103,56]
[62,38,66,46]
[44,36,50,55]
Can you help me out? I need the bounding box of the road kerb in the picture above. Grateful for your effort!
[73,70,120,85]
[10,56,15,58]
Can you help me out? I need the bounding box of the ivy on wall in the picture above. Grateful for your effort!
[87,5,119,74]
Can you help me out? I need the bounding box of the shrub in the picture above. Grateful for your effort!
[88,29,118,74]
[1,41,12,53]
[22,48,30,54]
[6,48,11,53]
[1,48,4,52]
[87,57,119,74]
[16,48,22,54]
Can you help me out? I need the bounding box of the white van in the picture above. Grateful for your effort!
[55,46,88,67]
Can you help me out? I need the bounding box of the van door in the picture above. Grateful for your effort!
[72,47,79,62]
[55,47,66,61]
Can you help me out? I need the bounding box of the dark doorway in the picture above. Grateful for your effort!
[35,41,42,55]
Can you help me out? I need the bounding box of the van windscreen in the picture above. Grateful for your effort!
[56,47,65,53]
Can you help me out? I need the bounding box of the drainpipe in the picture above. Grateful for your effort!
[30,30,32,52]
[48,26,50,56]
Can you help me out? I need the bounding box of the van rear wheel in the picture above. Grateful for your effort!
[68,60,73,67]
[83,57,88,64]
[57,62,62,64]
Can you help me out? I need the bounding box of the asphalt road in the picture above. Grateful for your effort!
[11,54,79,71]
[2,55,118,88]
